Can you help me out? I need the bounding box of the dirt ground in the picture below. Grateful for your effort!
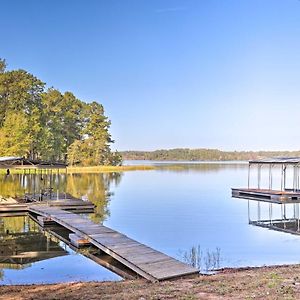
[1,265,300,300]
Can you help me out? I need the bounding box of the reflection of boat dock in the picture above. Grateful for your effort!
[28,205,198,282]
[0,230,68,267]
[30,215,138,280]
[250,219,300,235]
[232,157,300,203]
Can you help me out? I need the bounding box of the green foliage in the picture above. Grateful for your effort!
[121,149,300,162]
[0,59,121,166]
[67,101,122,166]
[0,112,32,157]
[0,58,6,73]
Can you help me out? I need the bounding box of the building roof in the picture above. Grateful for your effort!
[249,157,300,165]
[0,156,23,163]
[0,157,66,168]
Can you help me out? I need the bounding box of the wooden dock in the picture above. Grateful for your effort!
[232,188,300,203]
[28,205,198,281]
[0,199,95,214]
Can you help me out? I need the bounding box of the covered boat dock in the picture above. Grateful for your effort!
[232,157,300,203]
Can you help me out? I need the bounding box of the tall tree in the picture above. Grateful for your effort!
[0,58,6,73]
[0,69,45,158]
[0,112,32,157]
[0,59,121,165]
[67,102,121,166]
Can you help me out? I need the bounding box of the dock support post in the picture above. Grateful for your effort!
[297,165,299,190]
[247,200,250,223]
[268,164,273,190]
[297,203,300,232]
[281,165,283,191]
[294,166,296,192]
[269,203,273,225]
[283,166,287,191]
[248,164,251,189]
[257,165,261,189]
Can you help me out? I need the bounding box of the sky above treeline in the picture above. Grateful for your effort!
[1,0,300,151]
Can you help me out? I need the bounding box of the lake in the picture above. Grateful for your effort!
[1,161,300,284]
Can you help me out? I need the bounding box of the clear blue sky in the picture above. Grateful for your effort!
[1,0,300,151]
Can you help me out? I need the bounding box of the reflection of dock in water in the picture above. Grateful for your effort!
[246,197,300,236]
[0,231,68,268]
[250,218,300,236]
[29,215,138,280]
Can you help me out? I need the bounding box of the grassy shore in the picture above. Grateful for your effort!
[0,165,156,175]
[1,265,300,299]
[66,165,155,173]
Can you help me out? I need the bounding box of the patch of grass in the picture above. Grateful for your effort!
[0,165,157,175]
[267,272,282,289]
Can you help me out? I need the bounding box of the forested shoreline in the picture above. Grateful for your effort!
[121,148,300,161]
[0,59,121,166]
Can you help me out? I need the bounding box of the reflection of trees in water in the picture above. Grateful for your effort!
[66,173,122,223]
[0,216,37,234]
[158,163,247,173]
[0,175,25,197]
[0,173,122,223]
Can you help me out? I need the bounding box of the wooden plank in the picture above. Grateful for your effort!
[90,232,124,239]
[108,241,141,250]
[129,255,172,265]
[116,246,158,257]
[28,205,199,281]
[93,236,133,246]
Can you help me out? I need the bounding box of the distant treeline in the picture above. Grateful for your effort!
[121,149,300,161]
[0,59,121,166]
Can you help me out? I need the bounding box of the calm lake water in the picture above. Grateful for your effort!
[1,161,300,284]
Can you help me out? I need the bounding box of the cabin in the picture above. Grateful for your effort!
[232,157,300,203]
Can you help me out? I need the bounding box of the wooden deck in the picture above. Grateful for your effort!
[0,199,95,214]
[232,188,300,203]
[28,205,198,281]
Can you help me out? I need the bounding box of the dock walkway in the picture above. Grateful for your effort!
[0,199,95,215]
[28,205,198,281]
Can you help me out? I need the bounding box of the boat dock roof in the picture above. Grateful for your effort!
[249,157,300,165]
[0,156,66,169]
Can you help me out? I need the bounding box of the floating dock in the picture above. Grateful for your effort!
[28,204,198,282]
[232,188,300,203]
